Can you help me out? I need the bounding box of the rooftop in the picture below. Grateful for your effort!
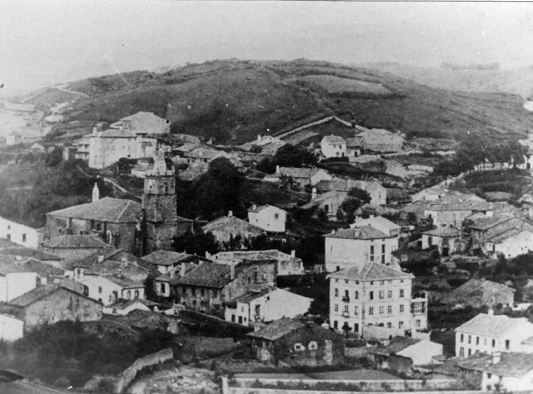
[0,256,65,277]
[142,250,190,267]
[96,129,137,138]
[422,227,462,237]
[202,215,264,236]
[173,263,232,289]
[326,225,391,240]
[368,337,421,356]
[42,235,111,249]
[322,135,346,144]
[8,285,98,308]
[248,204,286,214]
[111,111,169,134]
[0,246,61,261]
[470,215,514,231]
[353,216,401,231]
[275,167,324,179]
[47,197,142,223]
[247,317,305,341]
[106,298,159,310]
[456,313,532,337]
[213,249,300,263]
[329,262,414,282]
[301,191,347,210]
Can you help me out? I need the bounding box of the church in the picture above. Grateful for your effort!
[44,152,194,257]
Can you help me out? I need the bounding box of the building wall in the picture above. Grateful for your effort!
[0,273,38,303]
[482,369,533,392]
[310,170,333,186]
[21,288,102,330]
[177,285,224,315]
[491,233,533,258]
[277,258,304,276]
[81,275,145,305]
[248,207,286,233]
[0,217,40,248]
[103,302,149,316]
[329,277,427,335]
[421,234,460,254]
[455,323,533,357]
[425,209,473,229]
[0,314,24,341]
[321,140,346,158]
[325,236,398,272]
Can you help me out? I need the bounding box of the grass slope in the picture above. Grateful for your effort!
[33,59,533,145]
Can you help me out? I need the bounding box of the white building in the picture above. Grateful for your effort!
[0,314,24,341]
[421,227,462,256]
[321,135,347,158]
[224,288,312,326]
[455,313,533,358]
[248,204,287,233]
[81,275,145,305]
[486,230,533,259]
[0,216,41,249]
[480,352,533,392]
[325,226,399,272]
[0,272,38,303]
[328,263,427,335]
[352,216,401,238]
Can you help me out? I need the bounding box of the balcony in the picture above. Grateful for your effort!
[342,296,350,303]
[342,311,350,318]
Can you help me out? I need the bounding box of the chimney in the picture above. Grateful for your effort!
[257,134,261,142]
[92,183,100,202]
[228,211,233,218]
[488,308,494,316]
[205,251,211,259]
[492,351,501,365]
[276,165,280,173]
[180,264,186,277]
[252,204,257,211]
[291,250,296,258]
[230,264,235,280]
[312,187,317,200]
[98,255,104,263]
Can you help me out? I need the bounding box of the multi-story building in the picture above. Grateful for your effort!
[0,216,42,249]
[328,262,427,335]
[321,135,346,158]
[248,204,287,233]
[325,226,399,272]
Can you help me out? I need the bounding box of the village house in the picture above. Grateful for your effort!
[421,227,462,256]
[320,135,346,158]
[41,234,112,261]
[325,225,399,272]
[103,298,160,316]
[441,279,515,308]
[301,190,348,220]
[109,111,171,135]
[264,166,332,188]
[368,337,443,373]
[248,318,345,366]
[346,138,362,157]
[355,129,404,153]
[328,263,427,335]
[0,255,66,302]
[248,204,287,233]
[81,274,146,305]
[153,262,200,299]
[486,231,533,259]
[455,313,533,357]
[245,135,286,155]
[224,287,312,326]
[0,313,24,341]
[211,249,304,276]
[0,216,42,249]
[469,215,533,255]
[316,179,387,206]
[412,185,449,202]
[478,352,533,392]
[0,240,62,268]
[74,136,90,161]
[352,216,401,237]
[423,195,493,229]
[0,285,102,332]
[142,250,209,274]
[202,212,264,244]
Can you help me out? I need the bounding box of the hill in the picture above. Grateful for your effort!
[355,62,533,99]
[26,59,533,145]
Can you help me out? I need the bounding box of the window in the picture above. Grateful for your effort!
[382,244,385,253]
[7,225,10,230]
[334,304,338,312]
[126,291,131,299]
[22,234,26,243]
[274,213,279,220]
[334,288,338,297]
[484,338,487,346]
[388,291,392,298]
[476,337,480,345]
[461,334,464,343]
[487,374,492,379]
[354,306,358,315]
[294,343,304,351]
[379,291,384,299]
[416,319,421,327]
[134,290,139,298]
[468,349,472,356]
[355,291,359,300]
[344,305,349,313]
[400,304,405,313]
[369,291,374,300]
[309,341,318,350]
[387,323,392,328]
[460,347,464,357]
[369,307,374,315]
[379,306,384,315]
[98,286,102,294]
[505,340,510,350]
[387,305,392,315]
[468,335,471,344]
[492,339,496,348]
[333,320,338,329]
[400,289,404,298]
[399,321,404,329]
[344,289,349,298]
[201,288,205,297]
[370,246,374,255]
[428,236,433,246]
[6,234,10,241]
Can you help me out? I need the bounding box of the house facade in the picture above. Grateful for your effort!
[441,279,514,308]
[480,352,533,392]
[81,274,146,305]
[248,205,287,233]
[325,226,398,272]
[212,249,304,276]
[0,216,41,249]
[224,288,312,326]
[301,191,348,220]
[202,213,264,244]
[264,167,332,188]
[487,231,533,259]
[469,216,533,256]
[421,227,462,256]
[328,263,427,336]
[320,135,346,158]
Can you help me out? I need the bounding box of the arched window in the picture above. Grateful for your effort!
[134,290,139,298]
[308,341,318,350]
[126,290,131,299]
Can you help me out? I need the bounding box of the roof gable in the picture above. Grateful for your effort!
[329,262,413,281]
[47,197,142,223]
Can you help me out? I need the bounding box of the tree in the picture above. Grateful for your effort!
[173,229,219,256]
[339,187,371,223]
[273,144,317,168]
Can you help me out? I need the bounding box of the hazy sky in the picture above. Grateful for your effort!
[1,1,533,95]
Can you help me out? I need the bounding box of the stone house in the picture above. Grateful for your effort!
[346,138,362,157]
[355,129,404,153]
[0,285,102,331]
[421,227,462,256]
[469,215,533,254]
[441,279,515,308]
[142,250,209,275]
[479,352,533,392]
[320,135,346,158]
[301,191,348,220]
[81,274,146,305]
[487,231,533,259]
[423,194,493,229]
[328,263,427,335]
[248,318,345,366]
[325,226,399,272]
[109,111,171,135]
[315,179,387,206]
[264,166,333,188]
[152,262,200,298]
[212,249,304,276]
[41,234,112,261]
[0,313,24,341]
[248,204,287,233]
[202,212,264,244]
[0,216,42,249]
[224,287,312,326]
[74,136,90,161]
[455,313,533,358]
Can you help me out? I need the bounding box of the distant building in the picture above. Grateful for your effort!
[212,249,304,276]
[423,194,493,229]
[41,234,112,261]
[110,112,171,135]
[264,166,332,188]
[441,279,515,308]
[153,262,200,299]
[320,135,346,158]
[103,298,159,316]
[316,179,387,206]
[142,250,208,275]
[248,205,287,233]
[81,274,145,305]
[0,216,42,249]
[328,263,427,335]
[421,227,462,256]
[412,185,449,202]
[355,129,404,153]
[455,313,533,357]
[0,314,24,341]
[469,215,533,255]
[352,216,401,238]
[486,231,533,259]
[301,191,348,220]
[325,226,398,272]
[202,212,264,244]
[247,318,345,366]
[224,288,312,326]
[346,138,362,157]
[479,352,533,392]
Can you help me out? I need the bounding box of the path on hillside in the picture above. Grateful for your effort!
[53,85,90,98]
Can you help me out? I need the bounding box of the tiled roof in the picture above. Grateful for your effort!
[142,251,189,267]
[322,135,346,144]
[202,216,264,236]
[368,337,420,356]
[301,191,348,210]
[154,262,199,284]
[248,204,285,214]
[353,216,401,231]
[82,260,150,280]
[0,246,61,261]
[112,112,169,134]
[106,298,159,310]
[47,197,142,223]
[329,262,414,281]
[484,352,533,378]
[422,228,461,237]
[105,274,144,289]
[213,249,300,263]
[346,137,363,148]
[0,256,65,277]
[42,235,111,249]
[443,279,514,305]
[173,263,232,289]
[97,129,137,138]
[456,313,532,337]
[247,317,304,341]
[326,225,391,240]
[8,285,98,307]
[470,215,514,231]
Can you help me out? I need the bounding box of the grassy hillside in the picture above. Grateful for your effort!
[30,59,533,145]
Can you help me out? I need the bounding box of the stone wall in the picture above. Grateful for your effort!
[228,388,482,394]
[114,347,174,393]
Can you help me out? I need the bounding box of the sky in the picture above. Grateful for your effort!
[1,1,533,96]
